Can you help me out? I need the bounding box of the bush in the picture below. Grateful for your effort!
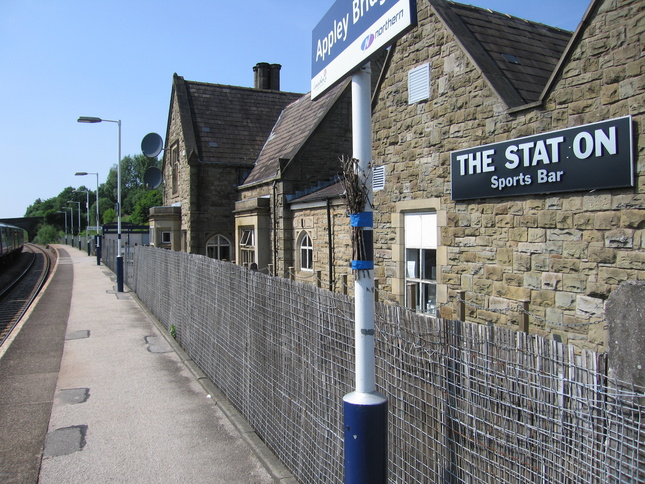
[33,224,61,245]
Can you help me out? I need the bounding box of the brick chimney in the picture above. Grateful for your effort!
[253,62,281,90]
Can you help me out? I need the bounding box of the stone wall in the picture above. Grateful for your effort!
[291,199,353,293]
[163,89,245,255]
[371,0,644,352]
[237,88,353,278]
[162,90,190,249]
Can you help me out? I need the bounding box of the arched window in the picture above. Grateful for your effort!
[299,232,313,271]
[206,234,231,261]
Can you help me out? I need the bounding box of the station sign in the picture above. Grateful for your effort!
[311,0,417,99]
[450,116,634,201]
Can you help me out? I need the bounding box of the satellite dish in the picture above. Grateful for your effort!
[141,132,164,159]
[143,166,163,189]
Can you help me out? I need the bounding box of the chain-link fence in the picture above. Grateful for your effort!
[127,246,644,483]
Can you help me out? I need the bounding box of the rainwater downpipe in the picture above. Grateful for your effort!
[273,181,278,275]
[327,198,333,291]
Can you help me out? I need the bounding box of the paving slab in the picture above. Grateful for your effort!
[38,246,290,483]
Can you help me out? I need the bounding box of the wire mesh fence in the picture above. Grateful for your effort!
[127,246,644,483]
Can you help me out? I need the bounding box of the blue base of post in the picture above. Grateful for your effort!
[343,391,388,484]
[116,255,124,292]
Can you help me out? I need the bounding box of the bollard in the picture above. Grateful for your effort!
[344,391,388,483]
[116,255,124,292]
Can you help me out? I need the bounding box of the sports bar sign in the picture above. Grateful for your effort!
[311,0,417,100]
[450,116,634,201]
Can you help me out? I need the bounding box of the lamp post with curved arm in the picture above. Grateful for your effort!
[68,201,81,250]
[78,116,123,291]
[56,211,68,244]
[74,189,90,255]
[76,171,101,263]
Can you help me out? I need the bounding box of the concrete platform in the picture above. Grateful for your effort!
[0,246,295,483]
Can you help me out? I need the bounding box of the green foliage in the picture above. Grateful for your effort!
[130,189,162,225]
[33,224,61,245]
[24,154,162,231]
[103,154,162,214]
[103,208,117,224]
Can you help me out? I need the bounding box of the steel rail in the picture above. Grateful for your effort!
[0,244,52,347]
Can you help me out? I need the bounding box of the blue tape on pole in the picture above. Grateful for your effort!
[350,212,373,228]
[352,260,374,270]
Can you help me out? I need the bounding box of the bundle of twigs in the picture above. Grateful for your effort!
[340,155,372,272]
[340,155,369,214]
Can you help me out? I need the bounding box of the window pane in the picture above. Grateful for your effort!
[422,249,436,281]
[406,249,419,278]
[406,282,420,311]
[241,229,254,247]
[300,234,313,270]
[420,213,437,248]
[405,214,422,247]
[422,283,437,314]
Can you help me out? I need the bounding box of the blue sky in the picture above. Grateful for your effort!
[0,0,591,219]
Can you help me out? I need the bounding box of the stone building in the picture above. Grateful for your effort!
[235,80,353,281]
[149,65,301,255]
[151,0,642,351]
[368,0,643,351]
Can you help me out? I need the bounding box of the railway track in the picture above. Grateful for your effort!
[0,244,53,346]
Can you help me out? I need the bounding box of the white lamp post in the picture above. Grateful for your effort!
[75,172,100,231]
[78,116,123,292]
[64,206,74,245]
[56,211,68,244]
[76,171,101,263]
[74,189,91,255]
[68,201,81,250]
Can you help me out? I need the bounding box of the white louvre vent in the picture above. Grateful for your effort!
[373,165,385,191]
[408,63,430,104]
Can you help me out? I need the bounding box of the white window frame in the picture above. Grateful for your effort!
[405,212,437,315]
[239,228,255,267]
[299,232,313,271]
[206,234,231,261]
[161,231,171,244]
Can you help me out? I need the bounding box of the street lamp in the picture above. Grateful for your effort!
[64,206,74,245]
[74,189,91,255]
[56,211,68,244]
[78,116,123,292]
[75,172,100,229]
[76,171,101,265]
[68,201,81,250]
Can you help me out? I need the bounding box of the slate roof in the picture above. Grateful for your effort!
[241,80,351,187]
[170,74,302,166]
[288,180,346,204]
[432,0,574,108]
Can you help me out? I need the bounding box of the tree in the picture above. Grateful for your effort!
[24,153,162,230]
[102,154,161,216]
[103,208,117,224]
[130,189,162,225]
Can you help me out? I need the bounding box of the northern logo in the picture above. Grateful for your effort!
[361,34,375,51]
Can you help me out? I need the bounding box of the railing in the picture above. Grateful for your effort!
[127,246,644,483]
